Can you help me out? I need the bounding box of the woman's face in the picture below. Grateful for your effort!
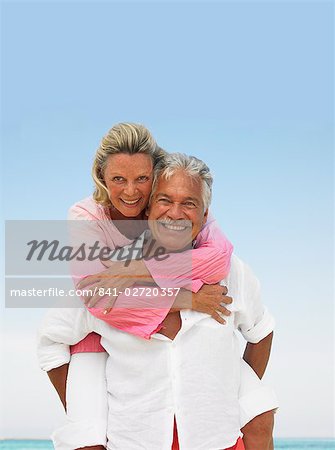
[104,153,153,218]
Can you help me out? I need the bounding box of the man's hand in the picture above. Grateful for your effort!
[192,284,232,324]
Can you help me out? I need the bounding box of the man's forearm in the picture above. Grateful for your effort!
[243,332,273,379]
[47,363,69,411]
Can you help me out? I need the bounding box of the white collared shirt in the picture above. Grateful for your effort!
[38,251,274,450]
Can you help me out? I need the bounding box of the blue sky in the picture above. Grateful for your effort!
[1,0,334,439]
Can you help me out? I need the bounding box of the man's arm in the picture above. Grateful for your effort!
[233,256,275,347]
[241,334,276,450]
[47,364,69,410]
[233,257,276,450]
[243,332,273,379]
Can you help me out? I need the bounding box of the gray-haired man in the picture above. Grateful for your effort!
[38,153,277,450]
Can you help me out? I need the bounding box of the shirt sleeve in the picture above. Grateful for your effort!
[37,308,94,371]
[232,257,275,343]
[144,213,233,293]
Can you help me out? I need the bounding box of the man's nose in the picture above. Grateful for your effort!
[123,182,137,197]
[167,203,185,220]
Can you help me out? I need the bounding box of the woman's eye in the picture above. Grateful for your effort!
[112,177,125,183]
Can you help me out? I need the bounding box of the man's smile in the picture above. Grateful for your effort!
[157,219,192,232]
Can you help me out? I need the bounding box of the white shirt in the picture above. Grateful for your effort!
[38,244,274,450]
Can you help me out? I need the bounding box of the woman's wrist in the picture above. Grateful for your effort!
[126,259,153,283]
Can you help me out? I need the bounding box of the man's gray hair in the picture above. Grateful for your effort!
[152,153,213,210]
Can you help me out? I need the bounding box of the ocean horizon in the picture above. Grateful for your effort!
[0,438,335,449]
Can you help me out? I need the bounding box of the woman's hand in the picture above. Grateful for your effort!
[77,259,152,309]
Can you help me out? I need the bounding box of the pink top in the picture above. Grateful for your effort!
[69,196,233,353]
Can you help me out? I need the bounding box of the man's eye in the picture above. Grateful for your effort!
[137,176,149,182]
[157,198,170,204]
[184,202,196,208]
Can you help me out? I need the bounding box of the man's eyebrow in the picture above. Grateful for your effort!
[155,193,171,198]
[156,193,199,203]
[183,197,200,205]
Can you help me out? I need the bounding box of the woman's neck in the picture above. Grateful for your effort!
[106,205,148,239]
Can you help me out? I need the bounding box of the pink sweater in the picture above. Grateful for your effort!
[69,197,233,354]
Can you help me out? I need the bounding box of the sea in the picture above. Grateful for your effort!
[1,439,335,449]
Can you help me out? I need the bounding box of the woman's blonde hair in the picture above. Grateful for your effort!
[92,123,166,206]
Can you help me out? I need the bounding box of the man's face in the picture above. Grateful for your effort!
[148,169,208,252]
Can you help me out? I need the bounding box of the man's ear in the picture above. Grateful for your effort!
[203,209,209,224]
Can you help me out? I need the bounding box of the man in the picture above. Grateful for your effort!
[38,153,277,449]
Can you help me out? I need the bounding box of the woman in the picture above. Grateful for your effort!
[46,123,276,450]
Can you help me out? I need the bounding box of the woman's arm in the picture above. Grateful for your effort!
[67,205,233,343]
[79,213,233,304]
[74,213,233,336]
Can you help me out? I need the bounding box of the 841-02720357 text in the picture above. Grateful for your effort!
[9,286,180,298]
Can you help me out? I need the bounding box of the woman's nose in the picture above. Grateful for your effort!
[123,182,137,197]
